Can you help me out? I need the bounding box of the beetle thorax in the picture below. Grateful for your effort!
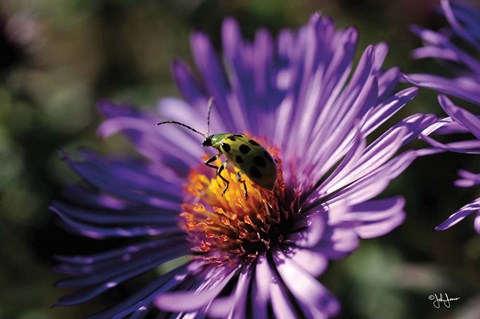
[204,133,230,149]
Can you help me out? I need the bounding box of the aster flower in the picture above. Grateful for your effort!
[405,0,480,233]
[53,13,437,318]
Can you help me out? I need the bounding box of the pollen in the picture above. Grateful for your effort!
[180,146,295,265]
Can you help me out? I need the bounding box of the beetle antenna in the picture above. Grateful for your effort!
[206,97,214,136]
[157,121,206,138]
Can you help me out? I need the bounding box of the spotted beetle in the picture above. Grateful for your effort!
[158,98,277,198]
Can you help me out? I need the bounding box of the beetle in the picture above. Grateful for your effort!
[157,98,277,198]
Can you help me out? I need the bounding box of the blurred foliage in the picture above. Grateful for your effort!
[0,0,479,318]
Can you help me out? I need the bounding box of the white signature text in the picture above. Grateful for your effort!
[428,293,460,309]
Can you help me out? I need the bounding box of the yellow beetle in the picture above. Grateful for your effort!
[158,99,277,198]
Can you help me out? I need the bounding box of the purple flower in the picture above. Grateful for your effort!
[53,13,436,318]
[405,0,480,233]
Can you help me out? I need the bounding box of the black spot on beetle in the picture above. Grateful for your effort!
[222,143,231,152]
[248,139,259,146]
[234,134,244,138]
[250,166,262,179]
[253,156,266,168]
[263,151,274,162]
[239,144,251,154]
[228,135,236,141]
[235,156,244,163]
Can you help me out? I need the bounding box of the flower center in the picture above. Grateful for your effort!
[180,144,295,265]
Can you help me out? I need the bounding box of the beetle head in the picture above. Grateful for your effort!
[202,136,213,147]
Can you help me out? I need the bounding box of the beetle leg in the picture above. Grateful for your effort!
[217,161,229,196]
[204,153,222,169]
[205,154,230,195]
[236,171,248,199]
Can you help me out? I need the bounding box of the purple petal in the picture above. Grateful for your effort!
[154,266,238,312]
[157,97,212,134]
[253,253,272,319]
[293,26,358,146]
[56,240,189,288]
[420,135,480,154]
[325,124,406,194]
[270,278,299,319]
[60,151,184,209]
[435,199,480,231]
[474,212,480,234]
[326,150,417,206]
[52,201,178,226]
[438,95,480,140]
[358,113,436,171]
[322,226,360,259]
[404,73,480,105]
[372,42,389,71]
[349,197,406,238]
[412,45,463,62]
[55,235,187,277]
[84,264,192,319]
[315,129,367,198]
[97,102,201,175]
[55,245,189,305]
[410,32,480,72]
[60,185,146,212]
[274,250,340,318]
[204,266,253,319]
[410,25,450,46]
[52,206,181,239]
[421,116,459,136]
[289,247,329,277]
[309,113,435,208]
[376,67,401,104]
[455,169,480,187]
[441,0,480,51]
[285,210,326,248]
[171,60,206,109]
[207,297,235,319]
[298,56,379,189]
[362,87,419,136]
[190,32,237,131]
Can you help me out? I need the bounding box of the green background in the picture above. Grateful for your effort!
[1,0,479,318]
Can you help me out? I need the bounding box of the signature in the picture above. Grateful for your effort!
[429,293,460,309]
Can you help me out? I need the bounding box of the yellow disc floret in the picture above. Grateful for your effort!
[180,146,292,265]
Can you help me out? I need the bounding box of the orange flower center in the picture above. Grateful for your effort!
[180,143,295,266]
